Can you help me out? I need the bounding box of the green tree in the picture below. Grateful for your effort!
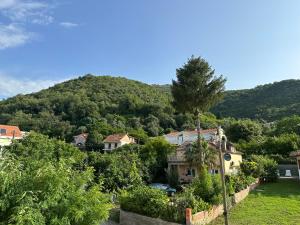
[171,56,226,166]
[274,115,300,135]
[226,119,262,142]
[0,133,112,225]
[139,137,175,182]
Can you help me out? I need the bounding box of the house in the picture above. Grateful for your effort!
[0,125,23,147]
[164,128,224,145]
[103,133,135,151]
[72,133,88,149]
[166,128,242,183]
[290,150,300,179]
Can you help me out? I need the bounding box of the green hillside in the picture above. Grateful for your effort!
[0,75,179,141]
[212,79,300,121]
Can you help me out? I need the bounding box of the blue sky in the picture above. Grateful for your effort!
[1,0,300,98]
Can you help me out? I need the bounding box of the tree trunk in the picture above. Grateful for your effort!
[196,112,203,167]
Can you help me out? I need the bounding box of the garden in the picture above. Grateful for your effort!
[119,155,278,224]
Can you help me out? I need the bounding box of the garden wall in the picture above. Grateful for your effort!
[186,180,259,225]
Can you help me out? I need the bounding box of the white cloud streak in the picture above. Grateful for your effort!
[0,74,63,98]
[0,24,32,49]
[59,21,78,28]
[0,0,53,49]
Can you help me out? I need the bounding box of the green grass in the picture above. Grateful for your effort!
[210,179,300,225]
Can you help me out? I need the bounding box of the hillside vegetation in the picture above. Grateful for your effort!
[212,79,300,121]
[0,75,180,141]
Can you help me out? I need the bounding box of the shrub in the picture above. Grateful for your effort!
[120,185,169,218]
[240,161,261,178]
[229,173,256,193]
[162,189,209,223]
[191,168,222,205]
[250,155,278,182]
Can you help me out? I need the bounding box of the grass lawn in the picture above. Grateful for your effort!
[210,178,300,225]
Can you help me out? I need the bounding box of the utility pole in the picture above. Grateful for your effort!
[218,126,229,225]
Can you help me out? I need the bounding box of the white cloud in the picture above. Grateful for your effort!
[0,24,32,49]
[60,22,78,28]
[0,0,53,24]
[0,74,62,98]
[0,0,54,49]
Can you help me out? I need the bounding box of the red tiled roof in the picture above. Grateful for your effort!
[166,128,218,137]
[103,134,127,143]
[0,125,22,138]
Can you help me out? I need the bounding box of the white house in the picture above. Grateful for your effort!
[103,133,135,151]
[163,128,224,145]
[72,133,88,148]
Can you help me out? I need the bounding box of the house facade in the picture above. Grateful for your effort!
[166,128,242,183]
[72,133,88,149]
[103,134,135,151]
[164,128,224,145]
[0,125,23,147]
[167,141,242,183]
[290,150,300,180]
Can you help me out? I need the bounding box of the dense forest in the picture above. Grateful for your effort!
[212,79,300,121]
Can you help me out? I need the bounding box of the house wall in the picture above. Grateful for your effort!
[224,153,243,175]
[164,133,216,145]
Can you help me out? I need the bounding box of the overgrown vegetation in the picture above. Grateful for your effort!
[0,133,112,225]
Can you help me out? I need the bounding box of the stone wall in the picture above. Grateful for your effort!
[120,210,183,225]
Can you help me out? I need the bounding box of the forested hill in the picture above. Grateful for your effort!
[0,75,179,141]
[212,79,300,121]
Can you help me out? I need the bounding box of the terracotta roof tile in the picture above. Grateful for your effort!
[0,125,22,138]
[290,150,300,157]
[103,134,127,143]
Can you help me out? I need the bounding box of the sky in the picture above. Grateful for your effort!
[1,0,300,98]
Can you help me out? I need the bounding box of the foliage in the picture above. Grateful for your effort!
[87,150,145,192]
[237,133,300,157]
[190,168,222,205]
[274,115,300,135]
[212,79,300,121]
[240,161,261,178]
[0,133,112,225]
[250,155,278,182]
[0,75,175,140]
[227,173,256,193]
[139,137,175,182]
[120,185,209,224]
[225,119,263,142]
[120,186,169,218]
[171,56,226,115]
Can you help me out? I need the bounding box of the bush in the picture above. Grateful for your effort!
[120,185,210,224]
[228,173,256,193]
[250,155,278,182]
[191,168,222,205]
[240,161,261,178]
[162,189,209,223]
[120,186,169,218]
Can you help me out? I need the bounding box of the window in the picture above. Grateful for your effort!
[0,129,6,135]
[108,143,111,149]
[115,143,118,148]
[187,168,195,176]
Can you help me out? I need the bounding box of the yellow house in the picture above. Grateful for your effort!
[167,141,243,183]
[290,150,300,180]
